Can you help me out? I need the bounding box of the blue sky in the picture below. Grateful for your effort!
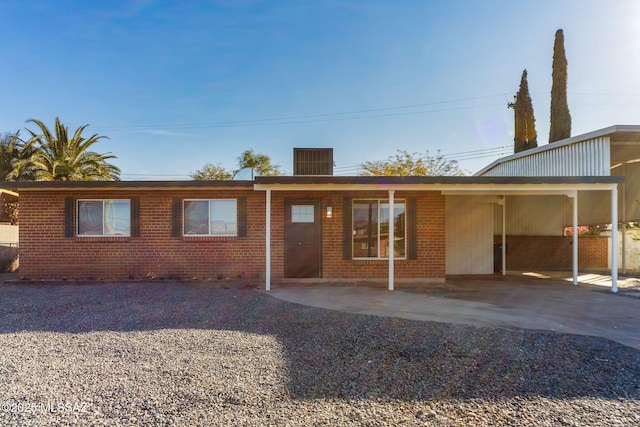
[1,0,639,178]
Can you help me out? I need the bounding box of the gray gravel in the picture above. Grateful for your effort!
[0,281,639,426]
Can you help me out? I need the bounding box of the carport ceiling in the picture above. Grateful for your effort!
[610,131,640,166]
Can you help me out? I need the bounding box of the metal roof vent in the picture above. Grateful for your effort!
[293,148,334,176]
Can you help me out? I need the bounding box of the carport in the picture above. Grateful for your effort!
[255,176,622,292]
[442,178,621,291]
[477,125,640,293]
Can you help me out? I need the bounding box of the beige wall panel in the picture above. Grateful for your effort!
[446,201,493,274]
[494,195,565,236]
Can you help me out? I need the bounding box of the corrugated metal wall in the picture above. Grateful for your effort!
[621,162,640,222]
[482,137,610,177]
[494,195,566,236]
[575,190,612,225]
[493,192,631,229]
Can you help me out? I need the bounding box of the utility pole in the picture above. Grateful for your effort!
[508,95,517,151]
[507,95,516,113]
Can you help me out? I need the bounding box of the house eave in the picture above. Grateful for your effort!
[0,180,255,192]
[254,175,622,192]
[255,175,623,185]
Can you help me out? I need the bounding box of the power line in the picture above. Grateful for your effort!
[86,94,509,132]
[4,91,639,132]
[85,94,640,133]
[95,103,506,132]
[331,144,513,176]
[120,143,514,178]
[439,145,510,158]
[444,147,512,161]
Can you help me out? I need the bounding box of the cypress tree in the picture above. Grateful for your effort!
[512,69,538,153]
[549,29,571,143]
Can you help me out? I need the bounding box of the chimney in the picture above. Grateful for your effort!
[293,148,333,176]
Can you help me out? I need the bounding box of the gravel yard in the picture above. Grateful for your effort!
[1,281,639,426]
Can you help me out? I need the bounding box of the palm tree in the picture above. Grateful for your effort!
[0,131,38,181]
[0,131,22,180]
[14,117,120,181]
[236,149,282,178]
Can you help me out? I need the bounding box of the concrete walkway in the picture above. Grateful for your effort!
[268,274,640,350]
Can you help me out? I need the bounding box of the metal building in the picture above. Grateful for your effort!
[471,125,640,291]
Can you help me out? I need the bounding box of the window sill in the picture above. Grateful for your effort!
[182,235,239,242]
[353,258,407,265]
[74,236,131,243]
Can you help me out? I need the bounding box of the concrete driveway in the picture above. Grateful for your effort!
[268,273,640,350]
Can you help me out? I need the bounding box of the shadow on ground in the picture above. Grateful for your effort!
[1,281,639,401]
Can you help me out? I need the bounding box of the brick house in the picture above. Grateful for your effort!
[7,126,640,293]
[5,174,621,290]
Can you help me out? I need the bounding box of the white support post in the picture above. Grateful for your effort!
[265,189,271,291]
[571,191,578,285]
[388,190,395,291]
[611,187,618,293]
[622,164,627,274]
[622,223,627,274]
[501,196,506,275]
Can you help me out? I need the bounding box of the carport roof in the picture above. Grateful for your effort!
[252,175,622,196]
[254,175,623,185]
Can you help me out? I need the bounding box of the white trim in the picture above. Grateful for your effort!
[0,189,19,197]
[501,196,506,275]
[622,163,627,274]
[255,183,618,193]
[388,190,395,291]
[441,190,581,196]
[352,198,407,261]
[571,192,578,285]
[76,199,131,237]
[182,198,237,237]
[265,190,271,291]
[290,204,315,223]
[611,188,618,293]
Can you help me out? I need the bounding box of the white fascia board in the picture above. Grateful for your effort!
[0,189,19,197]
[254,183,617,193]
[16,185,252,192]
[441,190,579,197]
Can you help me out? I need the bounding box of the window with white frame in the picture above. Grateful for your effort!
[352,199,405,259]
[77,200,131,236]
[291,204,314,223]
[183,199,237,236]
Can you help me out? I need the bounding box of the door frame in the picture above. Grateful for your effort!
[284,199,322,278]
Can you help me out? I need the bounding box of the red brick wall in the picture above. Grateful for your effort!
[270,191,446,280]
[495,235,608,270]
[19,189,447,281]
[20,190,266,280]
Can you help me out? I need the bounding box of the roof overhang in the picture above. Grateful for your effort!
[0,176,623,195]
[0,188,19,197]
[0,180,255,192]
[254,175,623,194]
